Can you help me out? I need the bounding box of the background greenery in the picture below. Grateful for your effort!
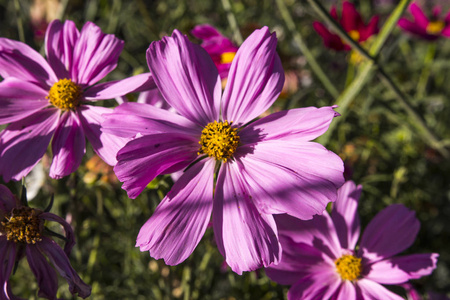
[0,0,449,299]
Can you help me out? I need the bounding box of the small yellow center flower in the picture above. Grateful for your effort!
[335,254,362,281]
[426,21,445,35]
[1,207,43,244]
[348,30,360,42]
[220,52,236,64]
[47,78,82,110]
[198,120,240,162]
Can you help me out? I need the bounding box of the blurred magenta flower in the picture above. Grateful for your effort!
[266,181,438,300]
[103,27,344,274]
[0,184,90,299]
[0,20,155,181]
[191,24,238,80]
[313,1,379,51]
[398,2,450,40]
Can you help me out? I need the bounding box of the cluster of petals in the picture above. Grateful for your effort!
[0,185,90,299]
[0,19,155,182]
[103,27,345,274]
[398,2,450,40]
[313,1,379,51]
[191,24,238,79]
[266,181,438,300]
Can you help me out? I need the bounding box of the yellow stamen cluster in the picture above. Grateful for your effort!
[348,30,361,42]
[1,207,43,244]
[220,52,236,64]
[426,21,445,35]
[198,120,240,162]
[335,254,362,281]
[47,78,82,110]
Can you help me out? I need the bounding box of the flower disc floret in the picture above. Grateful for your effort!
[426,21,445,35]
[335,254,362,281]
[47,78,82,110]
[220,52,236,64]
[198,120,240,162]
[1,207,43,244]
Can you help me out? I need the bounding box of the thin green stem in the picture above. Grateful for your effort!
[13,0,25,42]
[221,0,243,44]
[416,43,436,100]
[275,0,339,99]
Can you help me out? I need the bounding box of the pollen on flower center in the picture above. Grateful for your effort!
[198,120,240,162]
[1,207,43,244]
[335,254,362,281]
[220,52,236,64]
[348,30,360,41]
[426,21,445,35]
[47,78,82,110]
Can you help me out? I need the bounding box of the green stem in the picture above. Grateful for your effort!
[221,0,243,44]
[13,0,25,43]
[416,43,436,100]
[275,0,339,99]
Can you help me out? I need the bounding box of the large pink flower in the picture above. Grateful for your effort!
[103,27,344,274]
[0,20,155,181]
[398,2,450,40]
[266,181,438,300]
[313,1,379,51]
[0,184,90,299]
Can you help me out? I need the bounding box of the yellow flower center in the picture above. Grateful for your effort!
[348,30,360,41]
[198,120,240,162]
[1,207,43,244]
[220,52,236,64]
[335,254,362,281]
[47,78,82,110]
[426,21,445,35]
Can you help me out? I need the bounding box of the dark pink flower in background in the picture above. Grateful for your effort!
[103,27,344,274]
[191,24,238,80]
[313,1,379,51]
[398,2,450,40]
[0,185,90,299]
[0,19,155,181]
[266,181,438,300]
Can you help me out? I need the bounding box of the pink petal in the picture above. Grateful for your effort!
[365,253,438,284]
[0,77,49,125]
[38,237,91,298]
[136,159,214,265]
[355,279,405,300]
[83,73,156,100]
[114,134,199,198]
[274,213,342,260]
[221,27,284,126]
[45,19,80,79]
[213,161,281,274]
[287,267,341,300]
[26,245,58,300]
[359,204,420,263]
[136,89,169,109]
[102,102,199,138]
[146,30,220,125]
[238,140,344,220]
[77,105,129,166]
[40,211,76,255]
[191,24,223,40]
[313,22,347,51]
[0,108,59,182]
[331,180,362,250]
[0,185,16,212]
[72,22,124,86]
[360,16,379,42]
[239,106,340,143]
[441,25,450,37]
[397,19,431,39]
[335,280,356,300]
[0,238,16,298]
[409,2,429,29]
[0,38,57,87]
[341,2,364,32]
[49,111,86,179]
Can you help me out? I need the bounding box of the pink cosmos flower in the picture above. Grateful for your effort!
[0,19,155,181]
[0,184,90,299]
[266,181,438,300]
[398,2,450,40]
[191,24,238,80]
[102,27,344,274]
[313,1,379,51]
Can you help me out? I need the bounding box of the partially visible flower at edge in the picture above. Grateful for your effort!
[398,2,450,40]
[402,283,450,300]
[191,24,239,81]
[0,184,90,299]
[313,1,379,51]
[102,27,344,274]
[0,19,155,182]
[266,180,438,300]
